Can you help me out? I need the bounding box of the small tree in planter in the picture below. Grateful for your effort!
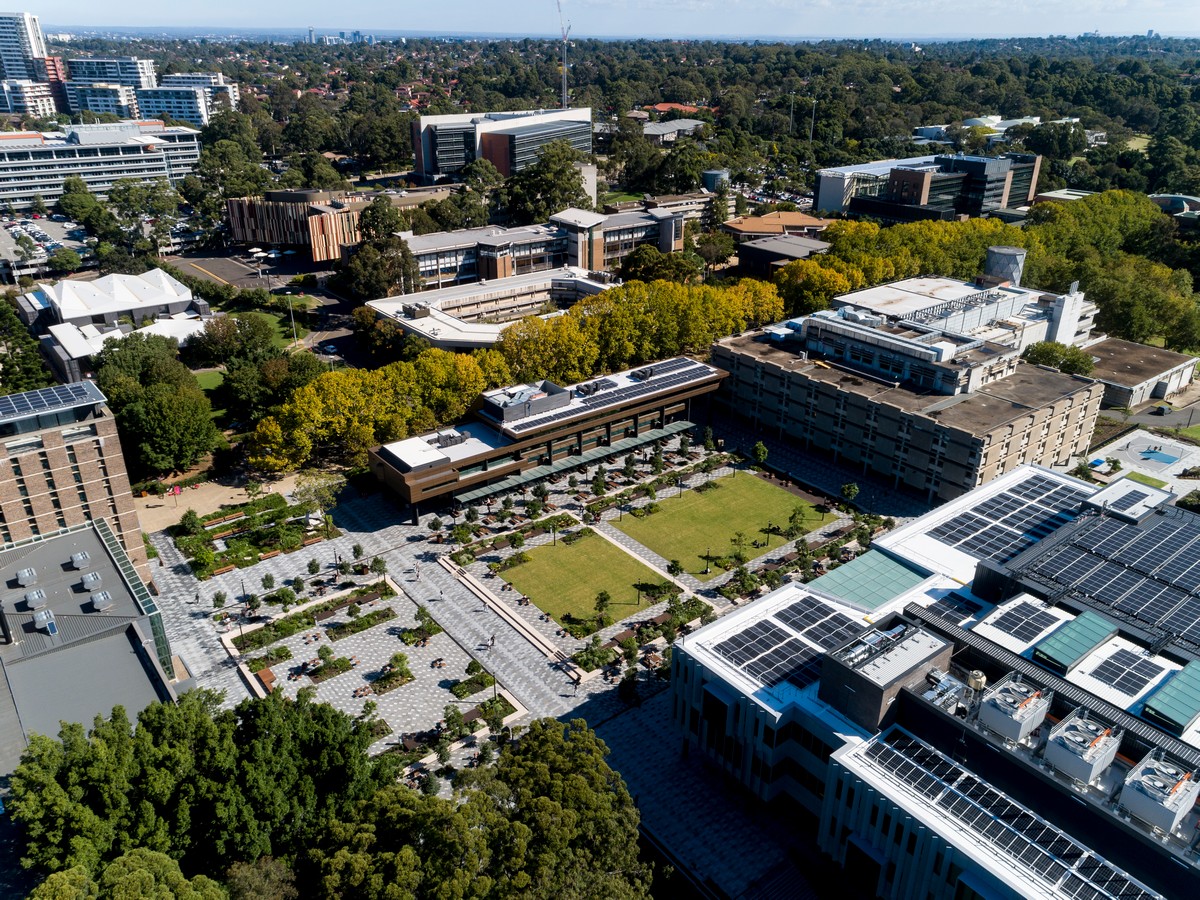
[352,543,364,560]
[337,560,351,576]
[509,532,525,550]
[293,575,306,594]
[261,573,275,591]
[318,644,334,662]
[347,603,361,619]
[213,591,227,609]
[568,475,578,490]
[246,594,261,616]
[752,441,769,467]
[465,506,479,523]
[370,556,388,576]
[679,434,691,456]
[532,483,549,501]
[429,517,443,534]
[502,496,514,511]
[307,558,321,575]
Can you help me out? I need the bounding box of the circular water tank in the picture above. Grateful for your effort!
[985,245,1027,287]
[967,670,987,691]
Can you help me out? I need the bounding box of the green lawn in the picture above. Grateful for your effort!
[233,310,309,349]
[601,191,644,204]
[1123,471,1169,489]
[502,532,665,623]
[194,369,226,422]
[614,472,831,580]
[1127,134,1151,153]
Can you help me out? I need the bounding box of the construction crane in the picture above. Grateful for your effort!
[555,0,570,109]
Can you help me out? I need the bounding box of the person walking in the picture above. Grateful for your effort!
[489,634,496,648]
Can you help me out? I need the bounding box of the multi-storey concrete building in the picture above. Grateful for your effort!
[370,357,725,513]
[672,466,1200,899]
[135,85,209,126]
[64,81,138,118]
[29,53,65,108]
[0,11,45,81]
[0,77,53,117]
[815,152,1042,221]
[158,72,239,110]
[66,55,157,89]
[0,119,199,209]
[412,108,591,181]
[0,382,149,578]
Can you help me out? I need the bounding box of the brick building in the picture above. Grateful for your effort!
[0,382,148,579]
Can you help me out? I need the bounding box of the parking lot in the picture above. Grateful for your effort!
[0,214,91,268]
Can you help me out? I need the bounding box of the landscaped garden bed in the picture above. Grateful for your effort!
[326,608,397,641]
[370,652,414,695]
[450,663,496,699]
[308,655,353,683]
[246,646,293,671]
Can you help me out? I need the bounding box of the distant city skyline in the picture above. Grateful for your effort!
[32,0,1200,40]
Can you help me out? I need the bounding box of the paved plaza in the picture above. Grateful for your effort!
[1091,428,1200,496]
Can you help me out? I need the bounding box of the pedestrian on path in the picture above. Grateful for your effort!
[489,634,496,648]
[573,680,579,696]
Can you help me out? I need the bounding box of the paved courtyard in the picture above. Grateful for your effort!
[1091,428,1200,496]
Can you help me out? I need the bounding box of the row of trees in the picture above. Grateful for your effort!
[13,692,651,900]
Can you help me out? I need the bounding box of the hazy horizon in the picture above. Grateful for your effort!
[31,0,1200,41]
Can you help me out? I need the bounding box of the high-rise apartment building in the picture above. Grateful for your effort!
[64,81,139,118]
[0,78,54,117]
[135,86,209,126]
[0,11,45,81]
[66,56,157,89]
[158,72,239,111]
[0,382,149,578]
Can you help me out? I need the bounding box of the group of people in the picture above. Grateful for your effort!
[430,657,447,668]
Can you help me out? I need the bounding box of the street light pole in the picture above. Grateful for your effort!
[809,98,818,143]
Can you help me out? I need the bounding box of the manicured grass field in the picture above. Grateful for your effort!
[1123,471,1169,489]
[601,191,644,204]
[194,369,226,422]
[502,532,666,623]
[233,310,309,349]
[614,472,831,580]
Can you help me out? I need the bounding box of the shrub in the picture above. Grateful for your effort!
[246,645,293,671]
[326,608,397,641]
[261,573,275,590]
[573,636,618,672]
[449,671,496,699]
[307,558,321,575]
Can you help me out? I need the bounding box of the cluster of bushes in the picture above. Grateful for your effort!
[371,652,414,695]
[326,608,397,642]
[629,502,661,520]
[574,636,618,672]
[584,453,733,517]
[449,659,497,699]
[232,609,318,652]
[309,654,353,683]
[132,471,210,496]
[489,551,531,574]
[560,526,594,546]
[175,496,314,578]
[399,605,444,645]
[245,645,293,671]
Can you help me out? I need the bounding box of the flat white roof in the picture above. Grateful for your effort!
[874,466,1099,584]
[379,436,447,469]
[30,269,191,321]
[835,277,1041,319]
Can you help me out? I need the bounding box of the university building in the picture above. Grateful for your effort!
[0,382,149,579]
[412,108,592,181]
[369,357,725,512]
[672,466,1200,899]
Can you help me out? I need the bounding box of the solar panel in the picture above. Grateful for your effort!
[711,620,791,666]
[1089,648,1165,695]
[0,382,98,424]
[804,613,865,650]
[773,597,836,633]
[990,601,1059,642]
[743,641,820,687]
[1108,490,1150,512]
[864,731,1158,900]
[923,593,983,625]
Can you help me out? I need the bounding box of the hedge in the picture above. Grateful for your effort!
[326,608,397,641]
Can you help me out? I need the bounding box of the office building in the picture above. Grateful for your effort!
[737,235,831,278]
[672,465,1200,899]
[641,118,706,146]
[412,108,591,181]
[0,11,45,81]
[64,81,138,118]
[711,252,1108,501]
[136,86,210,126]
[370,356,725,513]
[0,382,149,577]
[0,77,53,117]
[0,521,192,777]
[1083,338,1197,409]
[366,267,610,351]
[66,56,157,89]
[0,119,200,210]
[17,268,206,332]
[815,152,1042,221]
[159,72,239,111]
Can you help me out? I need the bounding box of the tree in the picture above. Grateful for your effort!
[752,441,769,466]
[694,231,735,279]
[30,193,47,215]
[352,543,364,560]
[261,573,275,590]
[225,857,298,900]
[0,298,53,394]
[356,194,403,242]
[504,140,592,225]
[667,559,684,576]
[774,258,853,315]
[1022,341,1096,375]
[307,558,321,575]
[370,556,388,576]
[31,849,226,900]
[292,470,345,519]
[841,482,860,503]
[594,590,612,616]
[47,247,82,274]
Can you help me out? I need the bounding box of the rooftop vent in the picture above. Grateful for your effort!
[70,550,91,569]
[81,571,102,590]
[16,567,36,586]
[32,608,57,636]
[1119,753,1200,835]
[90,590,114,612]
[23,588,46,610]
[1044,711,1122,785]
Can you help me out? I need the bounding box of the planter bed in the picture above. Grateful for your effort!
[308,656,353,683]
[326,607,397,641]
[245,646,293,670]
[371,671,414,695]
[449,672,496,699]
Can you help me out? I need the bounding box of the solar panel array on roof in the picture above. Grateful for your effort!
[707,595,865,691]
[989,600,1060,643]
[0,382,100,425]
[862,730,1160,900]
[1022,511,1200,649]
[923,593,983,626]
[1089,648,1164,696]
[1109,489,1151,512]
[927,473,1089,563]
[506,359,713,433]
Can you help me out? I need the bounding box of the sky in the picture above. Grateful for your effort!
[35,0,1200,40]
